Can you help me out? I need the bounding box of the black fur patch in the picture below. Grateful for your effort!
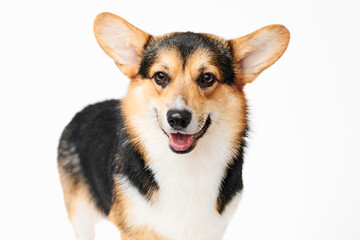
[216,127,249,214]
[139,32,235,84]
[58,100,158,215]
[115,115,159,199]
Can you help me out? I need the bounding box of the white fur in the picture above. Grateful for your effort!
[118,100,242,240]
[161,95,205,134]
[170,95,188,110]
[70,197,104,240]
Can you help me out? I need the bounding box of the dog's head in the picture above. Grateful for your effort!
[94,13,289,155]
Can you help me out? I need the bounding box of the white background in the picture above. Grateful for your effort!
[1,0,359,239]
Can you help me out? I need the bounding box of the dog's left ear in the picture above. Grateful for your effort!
[94,13,150,78]
[230,25,290,84]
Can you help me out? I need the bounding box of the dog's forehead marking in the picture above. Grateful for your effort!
[150,48,214,77]
[139,32,235,84]
[169,95,188,110]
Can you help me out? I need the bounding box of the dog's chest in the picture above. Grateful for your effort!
[119,151,240,240]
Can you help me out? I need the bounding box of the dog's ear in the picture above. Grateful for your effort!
[230,25,290,84]
[94,13,150,78]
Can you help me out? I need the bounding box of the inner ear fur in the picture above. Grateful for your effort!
[94,12,150,78]
[230,25,290,84]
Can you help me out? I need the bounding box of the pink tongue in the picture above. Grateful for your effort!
[169,133,195,151]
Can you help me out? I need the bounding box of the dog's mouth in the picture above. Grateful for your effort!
[167,116,211,154]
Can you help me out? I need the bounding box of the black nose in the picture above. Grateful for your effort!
[167,109,192,130]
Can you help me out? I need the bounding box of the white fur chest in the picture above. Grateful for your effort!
[118,122,241,240]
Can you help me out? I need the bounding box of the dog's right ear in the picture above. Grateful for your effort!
[94,13,150,79]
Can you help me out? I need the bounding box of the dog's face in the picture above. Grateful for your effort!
[94,13,289,154]
[135,32,245,154]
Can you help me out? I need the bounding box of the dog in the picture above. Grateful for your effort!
[57,12,289,240]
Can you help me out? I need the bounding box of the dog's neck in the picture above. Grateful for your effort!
[119,98,247,214]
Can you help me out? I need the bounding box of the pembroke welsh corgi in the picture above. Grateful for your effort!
[58,12,290,240]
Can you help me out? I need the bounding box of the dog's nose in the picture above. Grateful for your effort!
[167,110,192,130]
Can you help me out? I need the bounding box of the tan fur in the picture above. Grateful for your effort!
[59,162,102,230]
[121,83,154,164]
[58,163,84,220]
[109,181,166,240]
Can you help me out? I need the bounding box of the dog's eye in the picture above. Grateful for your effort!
[153,72,170,88]
[198,72,216,89]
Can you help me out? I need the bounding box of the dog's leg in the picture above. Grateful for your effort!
[58,140,105,240]
[69,194,103,240]
[108,191,167,240]
[59,165,103,239]
[60,176,103,240]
